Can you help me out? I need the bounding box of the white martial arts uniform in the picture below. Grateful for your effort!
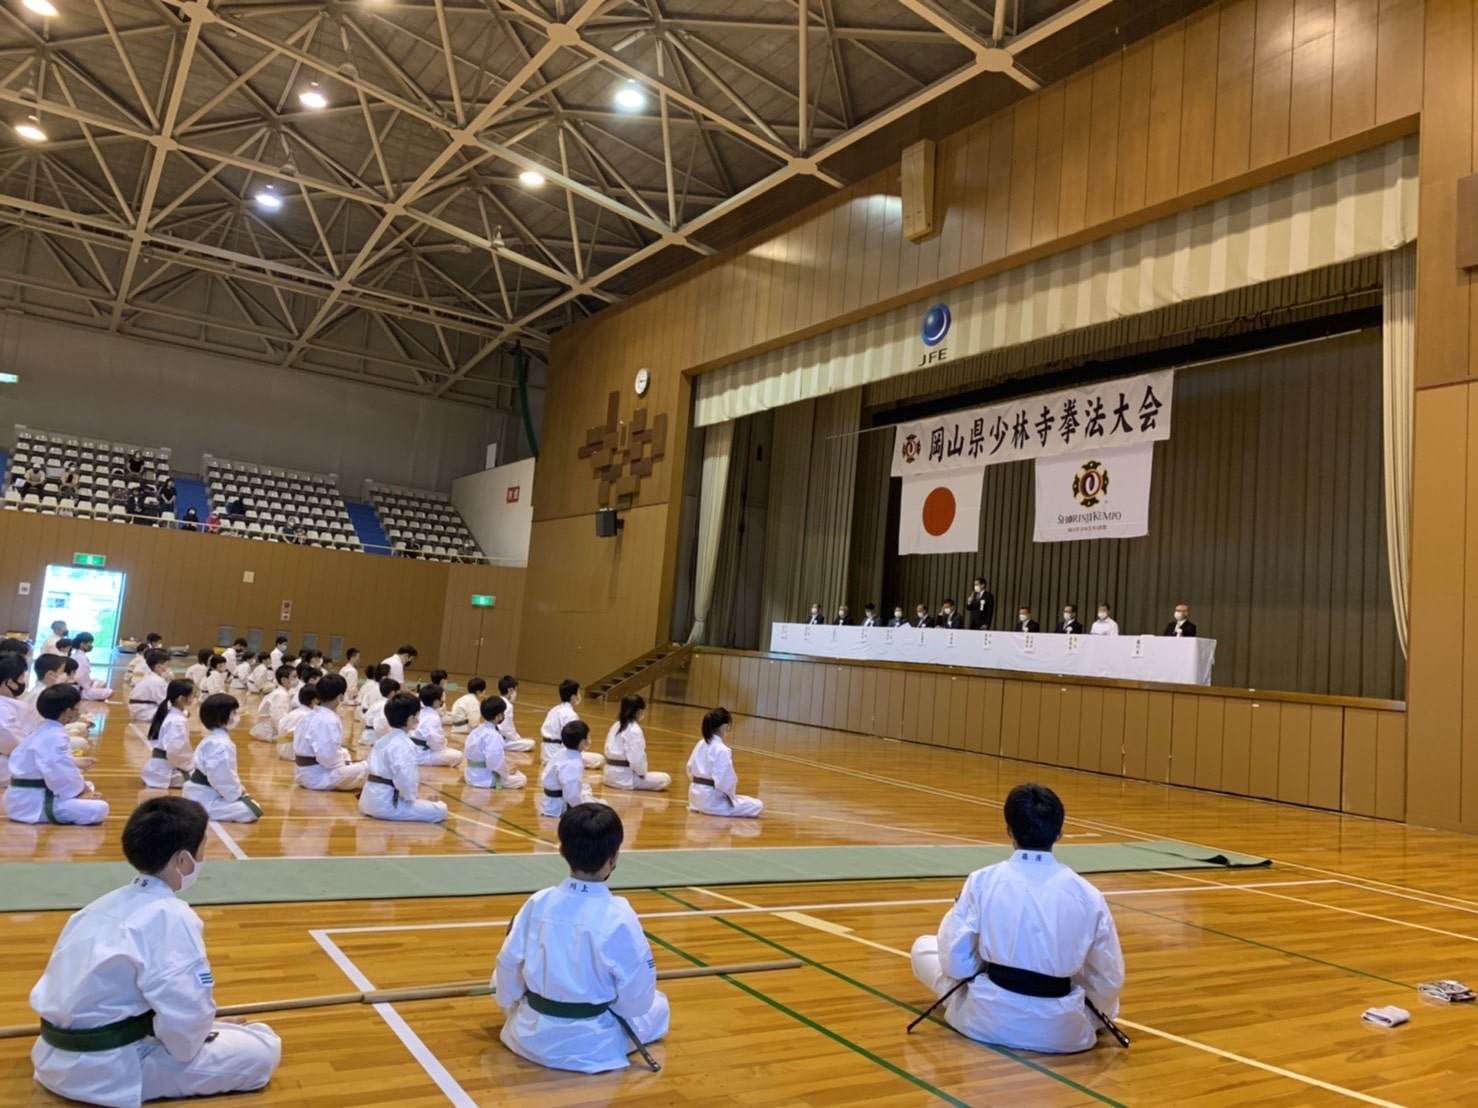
[361,702,391,745]
[222,647,238,672]
[41,632,65,657]
[603,722,670,792]
[293,705,367,792]
[356,681,385,725]
[540,703,604,769]
[0,694,28,787]
[184,663,207,689]
[182,729,262,823]
[359,729,448,823]
[30,873,281,1108]
[1090,618,1120,637]
[140,707,192,790]
[495,877,669,1073]
[269,647,284,670]
[910,849,1126,1054]
[538,748,594,818]
[380,654,405,685]
[245,665,273,695]
[686,736,763,818]
[448,692,481,732]
[497,700,536,753]
[72,650,112,701]
[128,673,168,724]
[411,712,463,768]
[464,722,526,789]
[339,663,359,705]
[3,721,109,825]
[126,653,151,683]
[201,670,228,696]
[249,686,292,743]
[276,706,311,761]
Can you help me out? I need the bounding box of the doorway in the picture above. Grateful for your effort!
[37,565,127,666]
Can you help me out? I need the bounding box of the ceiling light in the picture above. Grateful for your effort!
[14,114,46,143]
[492,227,505,249]
[0,372,18,384]
[518,169,545,187]
[298,82,327,110]
[613,80,646,112]
[253,186,283,211]
[23,0,58,17]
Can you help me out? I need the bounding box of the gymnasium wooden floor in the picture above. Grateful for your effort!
[2,669,1475,1106]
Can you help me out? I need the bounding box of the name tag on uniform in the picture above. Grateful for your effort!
[1067,634,1081,655]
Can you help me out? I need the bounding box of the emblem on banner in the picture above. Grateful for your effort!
[1071,459,1110,508]
[921,303,952,347]
[901,433,922,465]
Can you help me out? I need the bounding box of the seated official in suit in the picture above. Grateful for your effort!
[967,577,996,630]
[936,600,963,630]
[888,607,908,628]
[834,605,853,626]
[1015,607,1041,633]
[1163,604,1198,638]
[913,604,935,629]
[860,604,880,627]
[807,602,824,625]
[1054,606,1085,635]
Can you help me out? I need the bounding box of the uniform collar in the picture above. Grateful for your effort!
[562,877,611,896]
[131,873,175,895]
[1012,849,1058,866]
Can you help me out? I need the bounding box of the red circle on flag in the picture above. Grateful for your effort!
[922,487,956,536]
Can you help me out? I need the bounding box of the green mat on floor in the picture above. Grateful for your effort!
[0,840,1267,912]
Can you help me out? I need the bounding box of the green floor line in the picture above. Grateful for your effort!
[652,888,1128,1108]
[642,929,971,1108]
[436,788,556,846]
[441,819,495,855]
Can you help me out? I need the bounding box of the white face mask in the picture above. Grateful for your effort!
[1063,613,1074,621]
[227,713,242,730]
[1019,614,1029,623]
[894,611,903,619]
[1097,612,1109,621]
[177,853,204,892]
[1175,612,1187,622]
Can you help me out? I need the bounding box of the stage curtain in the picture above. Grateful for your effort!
[1382,244,1414,658]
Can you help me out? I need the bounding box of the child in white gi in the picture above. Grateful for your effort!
[184,648,212,690]
[464,696,526,790]
[125,635,165,684]
[449,676,486,733]
[359,692,449,824]
[539,721,597,819]
[69,633,112,701]
[3,685,109,825]
[356,666,387,725]
[245,653,274,695]
[360,677,399,744]
[540,680,604,770]
[277,687,320,762]
[269,635,288,670]
[29,797,281,1106]
[339,648,361,705]
[183,694,262,824]
[603,694,670,792]
[495,802,669,1073]
[141,680,197,790]
[200,655,230,696]
[0,653,32,787]
[411,685,464,768]
[292,674,368,792]
[248,666,295,743]
[496,676,536,753]
[686,707,763,818]
[129,650,174,724]
[911,783,1125,1054]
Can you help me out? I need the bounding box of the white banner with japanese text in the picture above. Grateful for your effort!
[889,371,1173,476]
[1033,443,1154,543]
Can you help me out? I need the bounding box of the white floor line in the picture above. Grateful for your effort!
[209,821,248,860]
[689,885,914,957]
[1106,879,1338,896]
[1334,879,1478,919]
[309,929,476,1108]
[761,806,1004,846]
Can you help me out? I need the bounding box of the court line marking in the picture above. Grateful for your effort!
[309,929,477,1108]
[1334,879,1478,919]
[761,806,1005,846]
[208,821,248,860]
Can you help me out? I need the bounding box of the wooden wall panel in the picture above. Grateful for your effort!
[982,678,1004,755]
[1194,697,1226,791]
[1249,0,1294,168]
[1000,680,1023,760]
[1169,693,1200,786]
[1376,709,1407,821]
[1247,702,1281,799]
[1330,0,1379,139]
[1037,683,1063,766]
[1221,699,1253,795]
[1100,688,1126,775]
[1123,690,1150,779]
[1307,704,1344,810]
[1341,708,1379,817]
[1145,692,1175,781]
[1212,0,1256,182]
[1277,703,1313,804]
[1289,0,1335,154]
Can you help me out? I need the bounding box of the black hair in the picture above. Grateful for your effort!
[379,677,401,697]
[419,684,444,708]
[34,654,66,681]
[298,685,321,707]
[316,673,347,702]
[148,679,196,743]
[200,693,239,730]
[38,683,82,720]
[560,720,590,749]
[145,633,164,644]
[480,695,507,723]
[1003,783,1065,851]
[397,644,418,658]
[196,647,214,665]
[144,648,172,671]
[256,651,272,663]
[0,653,28,687]
[558,678,580,703]
[701,706,732,742]
[1097,602,1112,612]
[69,632,93,648]
[0,638,31,656]
[62,657,78,675]
[864,603,876,612]
[279,652,298,666]
[346,647,360,661]
[297,663,322,683]
[498,675,518,695]
[941,598,956,608]
[122,796,209,874]
[429,668,448,686]
[467,677,487,696]
[616,694,645,734]
[558,802,624,875]
[232,638,249,649]
[207,654,227,671]
[385,691,421,730]
[274,664,296,684]
[57,638,74,653]
[275,634,289,645]
[974,576,987,587]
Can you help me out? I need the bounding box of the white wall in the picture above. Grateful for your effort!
[451,457,535,566]
[0,312,515,493]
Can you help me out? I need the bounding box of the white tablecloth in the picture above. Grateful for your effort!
[768,623,1216,686]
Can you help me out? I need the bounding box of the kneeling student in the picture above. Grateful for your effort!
[910,783,1125,1054]
[141,680,197,790]
[4,685,109,826]
[183,694,262,824]
[540,680,604,770]
[603,695,670,792]
[29,797,281,1107]
[248,666,295,743]
[464,696,526,790]
[291,675,367,792]
[538,721,597,819]
[495,803,669,1073]
[359,692,449,824]
[495,676,535,753]
[686,707,763,818]
[129,650,174,724]
[410,685,464,767]
[449,677,486,732]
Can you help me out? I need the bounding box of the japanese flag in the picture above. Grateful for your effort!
[899,469,983,555]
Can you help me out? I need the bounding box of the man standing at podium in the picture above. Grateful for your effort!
[1163,604,1197,638]
[967,577,995,631]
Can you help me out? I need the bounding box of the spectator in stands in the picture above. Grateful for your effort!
[205,511,222,535]
[22,461,46,497]
[179,507,200,532]
[124,486,146,523]
[126,450,145,477]
[59,463,79,496]
[281,518,301,545]
[227,496,247,520]
[158,477,177,515]
[403,538,423,559]
[457,539,478,564]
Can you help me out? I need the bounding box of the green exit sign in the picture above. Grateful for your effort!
[471,594,496,608]
[73,553,106,568]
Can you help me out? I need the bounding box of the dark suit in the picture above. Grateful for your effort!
[913,615,935,629]
[834,616,853,626]
[888,617,907,628]
[1015,619,1041,633]
[1055,620,1085,635]
[1163,620,1198,638]
[966,590,996,630]
[861,616,879,627]
[937,611,963,630]
[807,614,823,625]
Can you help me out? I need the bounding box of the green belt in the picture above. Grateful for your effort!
[186,771,262,816]
[188,769,211,785]
[10,777,57,823]
[150,748,168,759]
[467,760,487,768]
[39,1011,154,1052]
[523,991,611,1020]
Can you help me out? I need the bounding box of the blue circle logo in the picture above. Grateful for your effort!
[921,303,951,347]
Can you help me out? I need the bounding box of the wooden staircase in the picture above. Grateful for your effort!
[587,642,692,701]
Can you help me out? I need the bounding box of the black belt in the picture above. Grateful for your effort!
[692,776,716,787]
[523,991,610,1019]
[367,773,399,803]
[39,1011,154,1052]
[411,737,429,749]
[149,748,169,760]
[606,758,630,767]
[543,787,564,799]
[985,962,1072,999]
[129,699,157,705]
[294,755,319,767]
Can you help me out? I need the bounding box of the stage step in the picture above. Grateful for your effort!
[587,643,692,701]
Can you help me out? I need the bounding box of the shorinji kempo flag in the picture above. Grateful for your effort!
[899,469,983,555]
[1033,443,1153,542]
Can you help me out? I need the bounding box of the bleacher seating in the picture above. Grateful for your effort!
[366,480,484,561]
[3,425,172,522]
[204,455,362,551]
